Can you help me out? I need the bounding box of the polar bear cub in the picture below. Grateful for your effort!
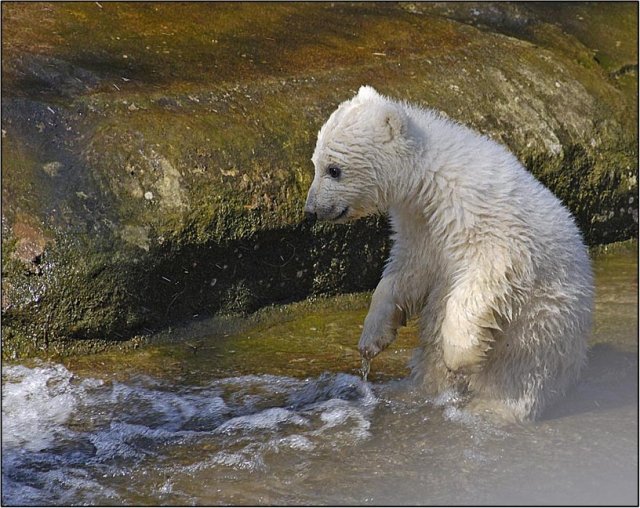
[304,86,593,422]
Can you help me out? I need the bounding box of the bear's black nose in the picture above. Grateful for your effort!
[303,211,317,225]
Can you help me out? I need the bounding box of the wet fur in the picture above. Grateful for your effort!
[305,86,593,422]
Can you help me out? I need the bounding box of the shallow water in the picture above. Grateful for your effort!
[2,248,638,506]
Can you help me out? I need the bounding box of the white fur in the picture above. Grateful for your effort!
[305,86,594,422]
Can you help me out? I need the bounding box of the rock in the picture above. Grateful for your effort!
[10,218,49,266]
[42,161,62,177]
[1,3,637,358]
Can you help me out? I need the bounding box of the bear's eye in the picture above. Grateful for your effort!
[327,165,342,179]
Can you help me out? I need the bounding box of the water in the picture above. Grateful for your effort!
[2,248,637,506]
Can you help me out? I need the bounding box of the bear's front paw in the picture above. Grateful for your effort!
[358,328,396,360]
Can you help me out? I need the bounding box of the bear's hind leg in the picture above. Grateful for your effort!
[466,300,589,423]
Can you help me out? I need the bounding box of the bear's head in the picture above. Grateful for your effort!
[304,86,414,223]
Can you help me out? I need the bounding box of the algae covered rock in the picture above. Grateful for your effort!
[1,3,637,358]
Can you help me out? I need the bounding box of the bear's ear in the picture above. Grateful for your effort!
[379,102,407,143]
[356,85,381,101]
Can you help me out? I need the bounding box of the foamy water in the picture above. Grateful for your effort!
[2,363,380,505]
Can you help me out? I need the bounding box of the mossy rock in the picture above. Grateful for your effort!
[1,3,637,359]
